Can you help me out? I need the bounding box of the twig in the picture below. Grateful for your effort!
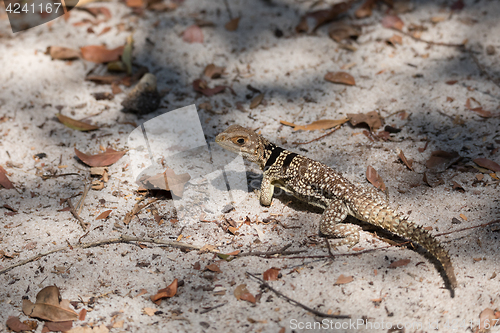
[246,272,350,319]
[76,183,90,216]
[223,0,233,20]
[435,219,500,237]
[68,199,89,231]
[324,238,335,259]
[0,235,202,276]
[468,49,500,89]
[293,125,342,145]
[41,173,79,180]
[395,28,465,48]
[123,198,159,225]
[199,301,228,314]
[237,243,305,257]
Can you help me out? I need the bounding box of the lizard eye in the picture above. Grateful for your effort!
[233,137,246,145]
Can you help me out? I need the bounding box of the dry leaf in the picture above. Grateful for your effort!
[80,45,124,63]
[0,165,14,189]
[452,181,465,192]
[263,268,280,281]
[325,71,355,86]
[48,46,81,60]
[83,7,112,19]
[397,149,413,171]
[57,114,99,131]
[347,111,383,131]
[328,23,361,42]
[250,93,264,109]
[387,34,403,45]
[335,274,353,285]
[183,25,203,43]
[205,263,222,273]
[150,278,178,305]
[382,15,404,30]
[96,210,112,220]
[137,168,190,197]
[44,321,73,332]
[460,213,467,221]
[192,79,227,97]
[75,148,126,167]
[425,151,461,172]
[126,0,143,8]
[225,17,240,31]
[6,316,31,332]
[143,307,157,316]
[366,165,386,191]
[204,64,225,79]
[79,308,87,321]
[355,0,377,18]
[296,1,351,33]
[280,118,348,131]
[473,158,500,172]
[388,259,411,268]
[22,286,78,322]
[234,284,255,304]
[479,308,496,331]
[86,74,124,85]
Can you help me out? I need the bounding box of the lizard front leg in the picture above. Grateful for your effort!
[319,198,361,248]
[259,173,275,206]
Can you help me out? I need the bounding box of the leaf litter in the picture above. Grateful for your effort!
[22,286,78,322]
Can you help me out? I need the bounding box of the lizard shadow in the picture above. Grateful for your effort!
[271,189,456,297]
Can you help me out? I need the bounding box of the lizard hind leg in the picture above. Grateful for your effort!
[319,199,361,248]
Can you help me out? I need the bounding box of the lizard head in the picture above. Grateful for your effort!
[215,125,266,166]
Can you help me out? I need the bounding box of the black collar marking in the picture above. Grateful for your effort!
[264,145,285,169]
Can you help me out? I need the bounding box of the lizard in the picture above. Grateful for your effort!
[215,125,457,295]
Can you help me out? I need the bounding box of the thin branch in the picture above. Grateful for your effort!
[223,0,233,20]
[293,125,342,145]
[67,199,89,231]
[76,183,90,216]
[123,198,159,225]
[395,28,465,48]
[468,49,500,89]
[237,243,305,257]
[199,301,228,314]
[435,219,500,237]
[0,235,202,276]
[246,272,350,319]
[41,173,80,180]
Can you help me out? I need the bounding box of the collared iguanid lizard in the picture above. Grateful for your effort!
[216,125,457,295]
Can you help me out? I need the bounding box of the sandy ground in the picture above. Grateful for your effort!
[0,0,500,332]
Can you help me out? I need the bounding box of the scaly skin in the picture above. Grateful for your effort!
[216,125,457,294]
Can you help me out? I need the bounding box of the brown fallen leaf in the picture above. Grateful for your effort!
[22,286,78,322]
[478,308,496,331]
[192,79,227,97]
[366,165,386,191]
[296,1,351,33]
[79,308,87,321]
[137,168,191,197]
[452,181,465,192]
[234,284,255,304]
[0,165,14,189]
[425,150,461,172]
[225,17,240,31]
[465,98,494,118]
[263,267,280,281]
[328,22,361,43]
[150,279,178,305]
[86,74,124,85]
[334,274,353,285]
[126,0,143,8]
[75,148,126,167]
[387,34,403,46]
[397,149,413,171]
[355,0,377,18]
[96,210,112,220]
[473,158,500,172]
[6,316,31,332]
[388,259,411,268]
[143,307,157,316]
[204,64,225,79]
[183,25,203,43]
[347,111,383,131]
[325,71,355,86]
[57,114,99,131]
[47,46,81,60]
[204,263,222,273]
[382,15,404,30]
[280,118,349,131]
[80,45,124,63]
[250,93,264,109]
[44,320,73,332]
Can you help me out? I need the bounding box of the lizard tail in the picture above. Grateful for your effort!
[367,205,457,292]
